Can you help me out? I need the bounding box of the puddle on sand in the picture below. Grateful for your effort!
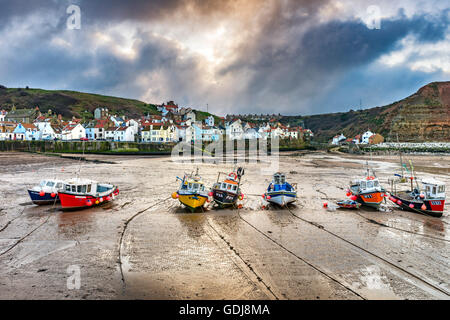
[353,265,399,300]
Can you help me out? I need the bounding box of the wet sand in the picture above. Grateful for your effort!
[0,151,449,300]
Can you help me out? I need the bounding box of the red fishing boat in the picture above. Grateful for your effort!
[58,179,119,210]
[389,178,446,217]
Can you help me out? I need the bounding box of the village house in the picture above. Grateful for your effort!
[105,127,118,141]
[94,107,109,120]
[35,121,58,140]
[361,130,374,144]
[110,115,125,127]
[85,119,109,140]
[0,122,17,140]
[10,123,37,140]
[226,119,244,140]
[0,110,7,122]
[205,115,215,127]
[158,101,179,116]
[140,123,173,143]
[332,134,346,145]
[114,126,136,142]
[62,123,86,141]
[243,127,261,140]
[352,134,361,144]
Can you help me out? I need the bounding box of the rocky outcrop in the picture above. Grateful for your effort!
[384,82,450,141]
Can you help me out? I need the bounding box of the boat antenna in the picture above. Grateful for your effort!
[409,159,420,190]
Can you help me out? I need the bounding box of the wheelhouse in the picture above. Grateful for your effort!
[273,173,286,185]
[181,180,206,193]
[350,177,381,192]
[214,180,239,193]
[63,179,98,195]
[422,178,446,199]
[39,180,64,190]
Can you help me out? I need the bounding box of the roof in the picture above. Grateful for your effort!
[50,125,62,133]
[21,123,37,130]
[422,178,444,185]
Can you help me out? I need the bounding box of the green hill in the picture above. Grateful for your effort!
[0,86,159,120]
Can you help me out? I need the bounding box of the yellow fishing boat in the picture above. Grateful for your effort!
[172,169,209,212]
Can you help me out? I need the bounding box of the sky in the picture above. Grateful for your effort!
[0,0,449,116]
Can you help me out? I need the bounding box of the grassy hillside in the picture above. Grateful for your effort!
[0,86,159,120]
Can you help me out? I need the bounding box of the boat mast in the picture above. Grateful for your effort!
[397,133,404,178]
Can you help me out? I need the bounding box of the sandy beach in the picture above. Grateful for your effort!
[0,151,449,300]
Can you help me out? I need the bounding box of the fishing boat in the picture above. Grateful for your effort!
[336,199,361,209]
[387,143,446,217]
[348,159,386,209]
[27,179,66,205]
[211,167,245,208]
[172,169,209,212]
[348,175,385,209]
[389,178,446,217]
[58,179,119,210]
[263,172,297,207]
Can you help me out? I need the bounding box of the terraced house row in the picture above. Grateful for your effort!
[0,104,311,143]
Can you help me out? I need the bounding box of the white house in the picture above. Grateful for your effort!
[243,128,261,140]
[226,119,244,140]
[332,134,346,145]
[114,126,136,142]
[62,123,86,141]
[105,127,118,141]
[34,122,57,140]
[205,115,214,127]
[0,110,7,122]
[361,130,374,144]
[270,127,285,139]
[126,119,139,131]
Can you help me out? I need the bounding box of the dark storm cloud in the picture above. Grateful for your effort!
[0,0,448,115]
[218,9,450,114]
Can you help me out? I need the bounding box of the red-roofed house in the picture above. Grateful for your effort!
[62,123,86,140]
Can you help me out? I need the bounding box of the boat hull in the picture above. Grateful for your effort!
[58,187,118,210]
[266,191,296,207]
[212,189,239,207]
[389,194,444,218]
[28,189,59,205]
[178,194,208,212]
[356,192,384,209]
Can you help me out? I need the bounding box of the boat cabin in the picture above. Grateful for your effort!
[350,176,382,193]
[181,180,206,193]
[214,179,239,194]
[39,180,65,191]
[272,173,286,185]
[63,179,98,195]
[422,178,446,199]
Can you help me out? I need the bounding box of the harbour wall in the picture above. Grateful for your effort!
[0,138,311,155]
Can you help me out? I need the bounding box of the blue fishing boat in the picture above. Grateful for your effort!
[263,173,297,207]
[28,179,66,205]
